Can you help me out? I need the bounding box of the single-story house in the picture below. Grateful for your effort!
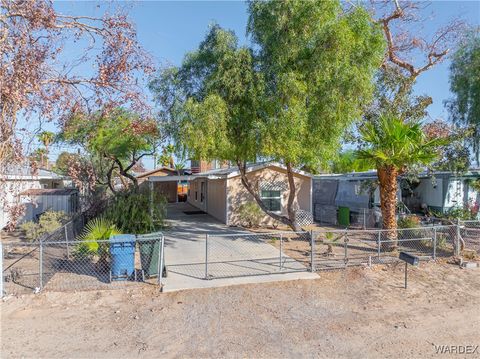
[1,166,76,228]
[156,162,313,226]
[402,170,480,214]
[137,167,190,203]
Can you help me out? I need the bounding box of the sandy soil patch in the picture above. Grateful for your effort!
[1,262,479,358]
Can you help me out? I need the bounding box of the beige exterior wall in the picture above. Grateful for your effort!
[205,178,227,223]
[227,166,312,226]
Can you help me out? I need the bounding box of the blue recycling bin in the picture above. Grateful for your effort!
[109,234,136,281]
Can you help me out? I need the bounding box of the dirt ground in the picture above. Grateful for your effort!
[1,262,479,359]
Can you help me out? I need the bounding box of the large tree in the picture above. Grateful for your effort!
[446,30,480,163]
[61,108,160,193]
[151,1,384,231]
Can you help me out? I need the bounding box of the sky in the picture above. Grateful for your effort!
[34,0,480,169]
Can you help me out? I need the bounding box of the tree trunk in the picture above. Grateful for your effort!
[378,166,398,249]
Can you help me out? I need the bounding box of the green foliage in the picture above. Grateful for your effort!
[150,2,385,170]
[54,151,79,175]
[104,191,167,234]
[397,215,421,229]
[38,131,55,149]
[447,30,480,162]
[444,205,479,221]
[75,217,120,260]
[20,211,67,241]
[238,202,263,228]
[357,113,445,171]
[330,150,372,173]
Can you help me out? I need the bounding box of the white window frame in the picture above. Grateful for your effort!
[260,189,282,213]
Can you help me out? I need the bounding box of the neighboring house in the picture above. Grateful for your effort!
[20,188,80,222]
[180,162,312,226]
[137,167,191,203]
[402,170,480,214]
[313,172,390,227]
[1,166,77,229]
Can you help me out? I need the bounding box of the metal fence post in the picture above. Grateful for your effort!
[158,235,164,289]
[363,208,366,229]
[0,242,3,298]
[377,231,381,260]
[344,231,348,268]
[64,223,70,259]
[456,218,461,256]
[39,240,43,291]
[205,234,209,280]
[433,227,437,260]
[310,230,315,272]
[279,233,283,270]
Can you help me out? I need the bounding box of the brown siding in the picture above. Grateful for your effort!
[153,181,177,203]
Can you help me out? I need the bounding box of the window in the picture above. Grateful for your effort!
[260,190,281,212]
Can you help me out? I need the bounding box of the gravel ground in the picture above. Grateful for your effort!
[1,261,479,358]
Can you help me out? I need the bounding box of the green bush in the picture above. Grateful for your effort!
[20,211,67,241]
[238,202,263,228]
[397,215,425,241]
[397,215,421,229]
[104,190,167,234]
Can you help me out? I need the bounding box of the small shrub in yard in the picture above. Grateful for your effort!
[20,211,67,241]
[397,215,426,243]
[238,202,263,228]
[74,217,120,263]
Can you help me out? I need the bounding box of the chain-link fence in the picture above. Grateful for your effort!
[203,225,460,279]
[460,220,480,255]
[313,204,381,229]
[1,233,165,296]
[205,231,311,279]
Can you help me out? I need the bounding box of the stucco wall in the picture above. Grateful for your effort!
[227,167,311,226]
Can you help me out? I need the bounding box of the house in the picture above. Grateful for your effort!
[137,167,190,203]
[313,171,391,226]
[402,170,480,214]
[149,162,312,226]
[1,166,77,228]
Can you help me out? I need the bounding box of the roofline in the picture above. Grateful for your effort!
[136,167,177,179]
[196,162,313,179]
[314,169,480,180]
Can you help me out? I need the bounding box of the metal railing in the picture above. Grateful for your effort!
[1,233,165,296]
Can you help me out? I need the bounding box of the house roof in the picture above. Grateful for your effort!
[3,165,67,180]
[314,169,480,181]
[20,188,78,196]
[147,162,312,182]
[195,162,313,179]
[136,167,192,179]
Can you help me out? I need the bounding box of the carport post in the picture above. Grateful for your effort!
[279,234,283,270]
[205,234,209,280]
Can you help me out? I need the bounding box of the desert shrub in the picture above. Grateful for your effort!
[397,215,425,241]
[74,217,120,261]
[238,202,263,228]
[104,191,167,234]
[20,211,67,241]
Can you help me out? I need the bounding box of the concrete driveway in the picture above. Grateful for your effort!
[162,203,318,292]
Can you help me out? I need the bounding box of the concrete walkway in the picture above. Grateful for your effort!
[162,203,318,292]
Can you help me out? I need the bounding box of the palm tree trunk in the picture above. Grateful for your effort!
[378,166,398,249]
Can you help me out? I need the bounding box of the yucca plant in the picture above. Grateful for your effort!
[74,217,121,264]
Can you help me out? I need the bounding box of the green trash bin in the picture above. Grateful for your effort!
[338,206,350,227]
[138,233,166,280]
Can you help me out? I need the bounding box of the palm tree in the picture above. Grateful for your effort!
[357,114,445,241]
[37,131,55,167]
